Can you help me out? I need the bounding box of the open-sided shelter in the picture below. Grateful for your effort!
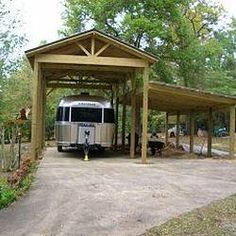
[26,29,236,163]
[25,29,157,161]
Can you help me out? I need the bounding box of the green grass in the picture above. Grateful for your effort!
[0,178,17,209]
[143,194,236,236]
[0,161,38,209]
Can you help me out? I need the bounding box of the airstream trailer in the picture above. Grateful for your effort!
[55,94,115,152]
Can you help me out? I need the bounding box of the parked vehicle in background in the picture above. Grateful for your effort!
[213,127,228,137]
[168,125,186,137]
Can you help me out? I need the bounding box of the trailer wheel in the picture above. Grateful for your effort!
[97,146,105,152]
[57,146,63,152]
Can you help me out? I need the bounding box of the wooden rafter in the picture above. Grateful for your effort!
[47,82,111,90]
[76,42,91,56]
[95,43,110,56]
[91,37,95,55]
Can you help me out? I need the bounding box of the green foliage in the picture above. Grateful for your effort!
[0,1,26,123]
[61,0,225,88]
[1,58,32,122]
[0,161,38,209]
[0,178,16,209]
[18,174,34,193]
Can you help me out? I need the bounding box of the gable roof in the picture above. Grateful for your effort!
[25,28,157,64]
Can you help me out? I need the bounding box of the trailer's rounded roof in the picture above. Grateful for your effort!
[58,95,112,108]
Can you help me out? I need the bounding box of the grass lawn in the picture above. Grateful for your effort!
[143,193,236,236]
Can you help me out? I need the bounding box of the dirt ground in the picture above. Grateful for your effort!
[1,148,236,236]
[166,134,235,152]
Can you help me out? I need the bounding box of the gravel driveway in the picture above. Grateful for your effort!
[1,147,236,236]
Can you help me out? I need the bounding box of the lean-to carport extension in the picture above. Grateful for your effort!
[25,29,157,160]
[121,81,236,162]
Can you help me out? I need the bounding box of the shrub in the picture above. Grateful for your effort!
[0,178,17,209]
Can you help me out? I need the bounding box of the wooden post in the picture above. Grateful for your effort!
[165,112,169,145]
[111,85,114,107]
[141,67,149,164]
[41,78,46,149]
[189,112,194,153]
[122,82,127,152]
[207,107,213,157]
[39,65,44,156]
[229,106,235,159]
[176,112,180,149]
[31,59,40,160]
[114,85,119,149]
[130,74,136,158]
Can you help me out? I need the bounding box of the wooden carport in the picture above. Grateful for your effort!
[122,81,236,162]
[25,29,157,160]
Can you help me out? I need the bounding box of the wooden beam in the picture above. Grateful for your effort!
[95,43,110,56]
[42,64,135,73]
[207,107,213,157]
[176,111,180,149]
[141,67,149,164]
[165,112,169,145]
[45,71,124,80]
[229,106,235,158]
[91,37,95,55]
[76,42,91,56]
[122,82,127,152]
[114,85,119,149]
[47,83,111,90]
[37,54,149,68]
[189,112,194,153]
[41,78,46,149]
[47,78,114,84]
[31,60,40,160]
[130,74,136,158]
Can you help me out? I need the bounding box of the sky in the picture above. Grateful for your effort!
[12,0,236,51]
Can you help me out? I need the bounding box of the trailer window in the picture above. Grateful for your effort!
[71,108,102,123]
[56,107,70,121]
[104,108,115,123]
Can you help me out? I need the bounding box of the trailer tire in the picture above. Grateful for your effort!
[57,146,63,152]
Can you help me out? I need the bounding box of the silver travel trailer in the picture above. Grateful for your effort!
[55,94,115,152]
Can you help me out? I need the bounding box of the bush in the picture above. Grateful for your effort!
[0,178,17,209]
[0,160,37,209]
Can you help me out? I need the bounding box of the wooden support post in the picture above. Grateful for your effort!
[141,67,149,164]
[189,112,194,153]
[122,82,127,152]
[91,37,95,55]
[130,74,136,158]
[41,78,46,149]
[111,85,114,107]
[176,112,180,149]
[31,59,40,160]
[207,107,213,157]
[114,85,119,149]
[165,112,169,145]
[229,106,235,159]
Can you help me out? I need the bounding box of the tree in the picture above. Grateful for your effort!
[61,0,225,88]
[0,0,26,122]
[1,59,32,121]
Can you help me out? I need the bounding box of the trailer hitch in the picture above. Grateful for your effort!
[83,130,90,161]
